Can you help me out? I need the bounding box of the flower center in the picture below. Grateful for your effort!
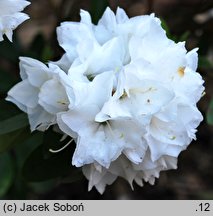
[178,67,185,77]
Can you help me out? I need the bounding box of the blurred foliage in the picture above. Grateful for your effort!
[207,99,213,125]
[90,0,109,24]
[161,19,190,43]
[0,0,213,200]
[22,130,82,182]
[199,56,213,69]
[0,152,14,197]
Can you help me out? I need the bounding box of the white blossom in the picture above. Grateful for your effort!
[57,71,148,168]
[82,152,177,194]
[7,7,204,194]
[56,7,204,193]
[0,0,30,41]
[6,57,72,131]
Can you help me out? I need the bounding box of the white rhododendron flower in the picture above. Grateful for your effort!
[0,0,30,41]
[7,7,204,194]
[83,152,177,194]
[6,57,72,131]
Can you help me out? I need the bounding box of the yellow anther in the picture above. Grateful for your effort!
[178,67,185,77]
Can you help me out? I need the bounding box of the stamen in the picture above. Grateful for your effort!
[49,138,73,153]
[106,120,115,138]
[201,91,206,97]
[57,100,68,105]
[112,89,116,96]
[119,90,128,100]
[178,67,185,77]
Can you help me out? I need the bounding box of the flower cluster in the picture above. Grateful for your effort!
[0,0,30,41]
[7,7,204,193]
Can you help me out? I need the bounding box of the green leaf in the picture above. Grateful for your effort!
[160,19,172,40]
[90,0,109,24]
[0,127,31,153]
[15,131,44,169]
[29,180,57,195]
[27,34,46,61]
[0,113,28,135]
[161,19,190,43]
[60,171,83,184]
[0,152,14,197]
[4,132,44,199]
[42,129,71,159]
[41,45,54,63]
[0,36,21,62]
[0,100,20,121]
[207,99,213,125]
[179,31,190,42]
[0,68,17,93]
[22,130,81,182]
[22,144,80,182]
[198,56,213,69]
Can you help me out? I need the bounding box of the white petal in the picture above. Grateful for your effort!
[177,104,203,139]
[19,57,50,86]
[58,104,99,135]
[57,112,78,138]
[129,18,171,62]
[94,24,112,44]
[50,53,72,72]
[99,79,174,119]
[56,22,79,59]
[186,48,199,71]
[109,156,137,187]
[56,21,94,61]
[0,0,30,41]
[177,67,205,104]
[80,9,92,25]
[149,116,190,146]
[39,78,69,114]
[0,0,30,15]
[72,71,114,107]
[0,13,29,41]
[7,80,39,109]
[116,7,129,24]
[85,37,125,76]
[98,7,116,32]
[82,164,117,194]
[28,105,55,131]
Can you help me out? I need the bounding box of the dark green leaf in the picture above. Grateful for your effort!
[0,68,17,93]
[160,19,172,40]
[27,34,46,61]
[22,144,80,182]
[22,130,79,182]
[198,32,212,56]
[0,152,14,197]
[15,131,44,169]
[0,36,21,62]
[0,113,28,135]
[42,129,72,159]
[60,171,83,184]
[179,31,190,42]
[161,19,190,43]
[29,180,57,195]
[41,45,54,63]
[198,56,213,69]
[0,127,31,153]
[207,99,213,125]
[90,0,109,24]
[0,100,21,121]
[4,132,44,199]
